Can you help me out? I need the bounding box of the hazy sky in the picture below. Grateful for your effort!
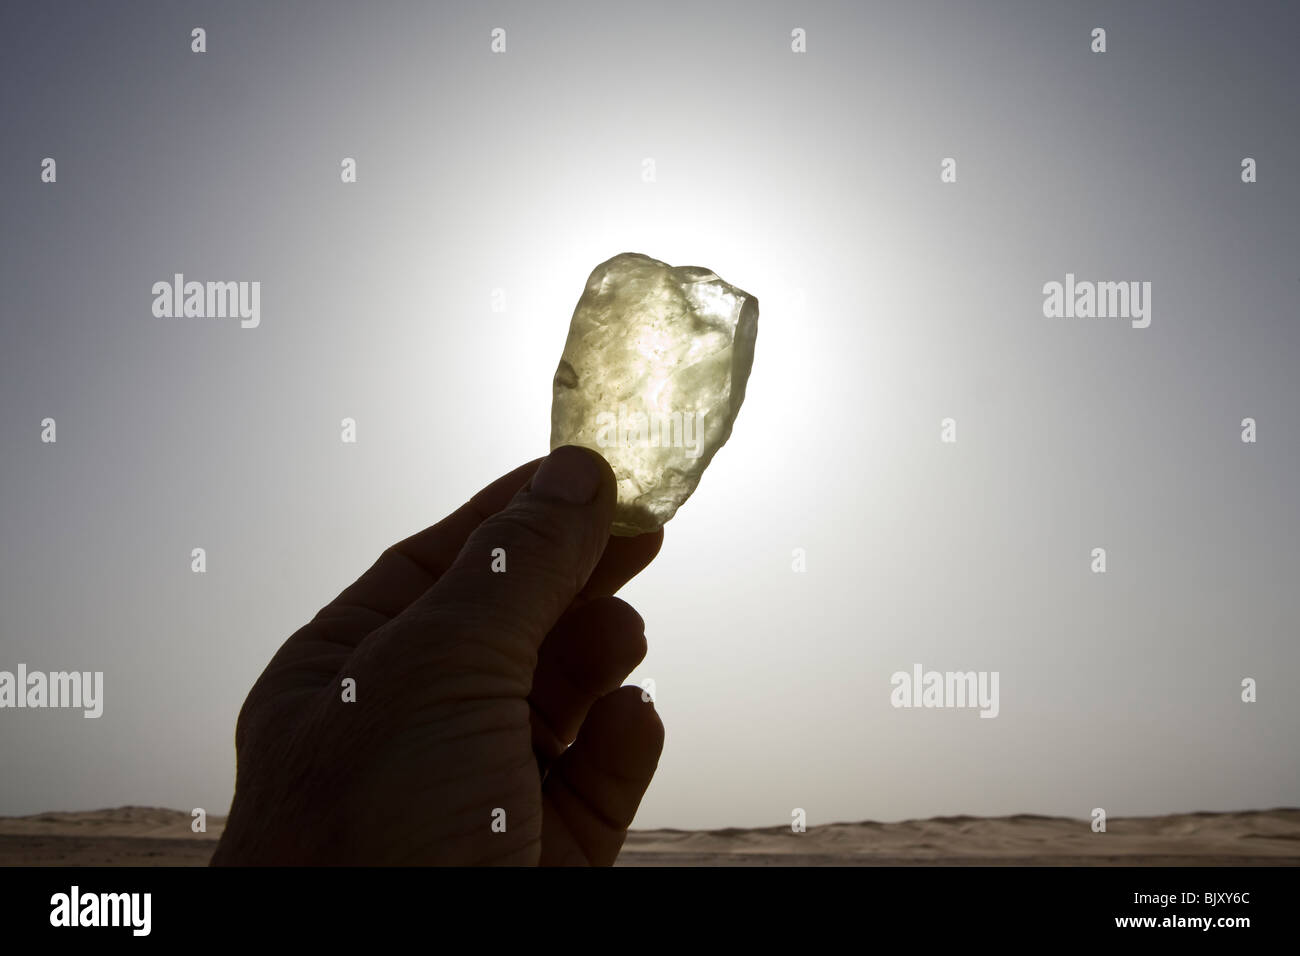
[1,0,1296,829]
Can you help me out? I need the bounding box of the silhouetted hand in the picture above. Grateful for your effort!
[211,446,664,866]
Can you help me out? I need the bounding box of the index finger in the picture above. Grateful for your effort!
[305,458,663,649]
[310,458,543,635]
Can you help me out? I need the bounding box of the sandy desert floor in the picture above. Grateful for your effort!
[0,806,1296,866]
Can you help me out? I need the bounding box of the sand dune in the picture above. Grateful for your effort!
[0,807,1296,866]
[618,809,1300,866]
[0,806,224,841]
[0,807,221,866]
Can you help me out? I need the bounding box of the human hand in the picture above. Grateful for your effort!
[210,446,664,865]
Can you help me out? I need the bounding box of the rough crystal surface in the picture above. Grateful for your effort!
[550,252,759,535]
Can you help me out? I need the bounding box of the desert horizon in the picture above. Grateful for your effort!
[3,806,1296,867]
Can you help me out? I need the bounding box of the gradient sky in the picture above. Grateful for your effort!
[1,0,1297,829]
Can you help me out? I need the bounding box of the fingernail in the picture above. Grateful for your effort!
[532,446,602,504]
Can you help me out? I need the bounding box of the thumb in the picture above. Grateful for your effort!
[372,445,617,684]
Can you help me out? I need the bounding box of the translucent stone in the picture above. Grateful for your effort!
[550,252,759,535]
